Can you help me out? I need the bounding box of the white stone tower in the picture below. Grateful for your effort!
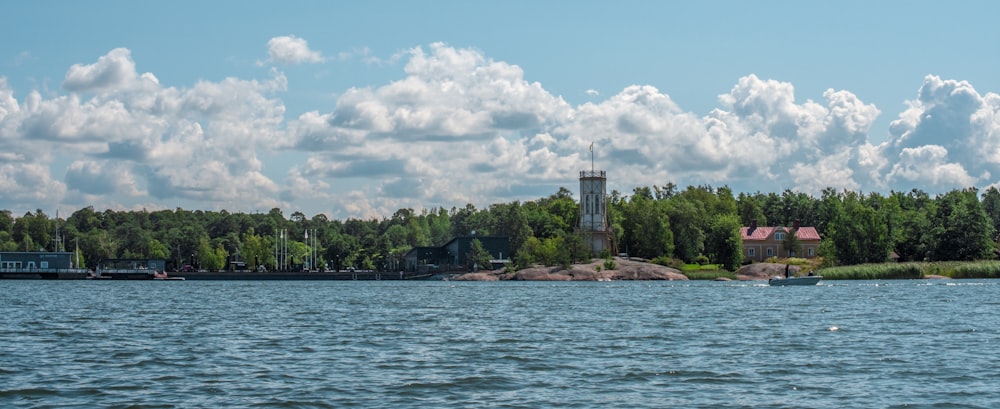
[580,144,612,254]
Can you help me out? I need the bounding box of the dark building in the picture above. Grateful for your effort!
[0,251,76,270]
[101,258,167,271]
[403,236,510,272]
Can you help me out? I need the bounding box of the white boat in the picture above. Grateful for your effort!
[769,275,822,286]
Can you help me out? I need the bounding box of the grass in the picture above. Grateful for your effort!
[680,263,722,271]
[683,270,737,280]
[818,261,1000,280]
[678,263,737,280]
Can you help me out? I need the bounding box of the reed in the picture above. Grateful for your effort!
[949,261,1000,278]
[819,262,924,280]
[819,261,1000,279]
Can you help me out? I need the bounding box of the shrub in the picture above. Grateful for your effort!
[694,254,710,265]
[650,256,672,266]
[597,248,612,259]
[603,258,616,271]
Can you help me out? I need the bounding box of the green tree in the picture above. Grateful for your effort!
[0,210,14,234]
[620,188,672,259]
[929,189,995,261]
[196,235,227,270]
[705,214,743,271]
[890,191,934,262]
[827,191,891,265]
[737,193,767,227]
[488,202,532,256]
[982,186,1000,236]
[666,198,705,263]
[427,207,452,245]
[240,228,272,271]
[467,238,493,271]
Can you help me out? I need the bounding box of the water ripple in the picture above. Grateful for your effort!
[3,280,1000,408]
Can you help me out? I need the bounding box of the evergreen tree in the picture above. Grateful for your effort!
[467,238,493,271]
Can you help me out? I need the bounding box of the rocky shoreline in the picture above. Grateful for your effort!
[452,257,688,281]
[452,260,956,282]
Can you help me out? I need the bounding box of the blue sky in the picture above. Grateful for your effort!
[2,1,999,219]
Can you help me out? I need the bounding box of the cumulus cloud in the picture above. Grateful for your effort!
[63,48,140,92]
[5,42,1000,219]
[0,77,18,121]
[315,42,572,141]
[282,46,998,216]
[879,75,1000,191]
[1,48,290,214]
[265,35,324,65]
[0,162,67,206]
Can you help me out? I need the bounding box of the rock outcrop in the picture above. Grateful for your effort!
[736,263,801,280]
[452,257,687,281]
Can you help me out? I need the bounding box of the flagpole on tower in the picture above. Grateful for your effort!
[590,141,594,172]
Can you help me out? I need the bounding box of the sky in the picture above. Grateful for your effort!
[1,1,999,220]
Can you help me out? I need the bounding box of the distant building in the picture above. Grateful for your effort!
[579,170,612,254]
[404,236,510,272]
[0,251,75,270]
[101,258,167,271]
[740,219,821,262]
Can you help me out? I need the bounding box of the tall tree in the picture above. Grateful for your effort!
[705,214,743,271]
[929,189,995,261]
[666,197,705,263]
[620,188,672,259]
[467,238,493,271]
[981,186,1000,237]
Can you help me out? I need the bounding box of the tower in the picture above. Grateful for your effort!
[580,146,612,254]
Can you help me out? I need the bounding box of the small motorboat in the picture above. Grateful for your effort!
[769,275,822,286]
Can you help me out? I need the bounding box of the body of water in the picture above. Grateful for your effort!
[2,279,999,408]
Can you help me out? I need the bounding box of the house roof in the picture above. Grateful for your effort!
[740,226,821,241]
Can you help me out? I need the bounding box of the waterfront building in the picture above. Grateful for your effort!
[740,219,822,262]
[403,235,510,272]
[0,251,75,270]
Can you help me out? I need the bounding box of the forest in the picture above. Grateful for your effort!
[1,184,999,272]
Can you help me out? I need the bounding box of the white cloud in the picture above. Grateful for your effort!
[315,42,572,141]
[5,43,1000,219]
[265,35,324,65]
[0,77,19,121]
[63,48,140,93]
[1,48,290,214]
[0,162,67,206]
[886,145,978,188]
[879,75,1000,191]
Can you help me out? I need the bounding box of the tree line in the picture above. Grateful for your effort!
[1,185,997,272]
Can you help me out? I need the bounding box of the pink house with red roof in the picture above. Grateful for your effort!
[740,219,821,262]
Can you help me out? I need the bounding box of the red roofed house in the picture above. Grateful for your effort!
[740,219,821,262]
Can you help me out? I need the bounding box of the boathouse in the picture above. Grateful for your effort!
[101,258,167,271]
[0,251,75,270]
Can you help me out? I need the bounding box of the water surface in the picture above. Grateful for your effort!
[2,280,998,408]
